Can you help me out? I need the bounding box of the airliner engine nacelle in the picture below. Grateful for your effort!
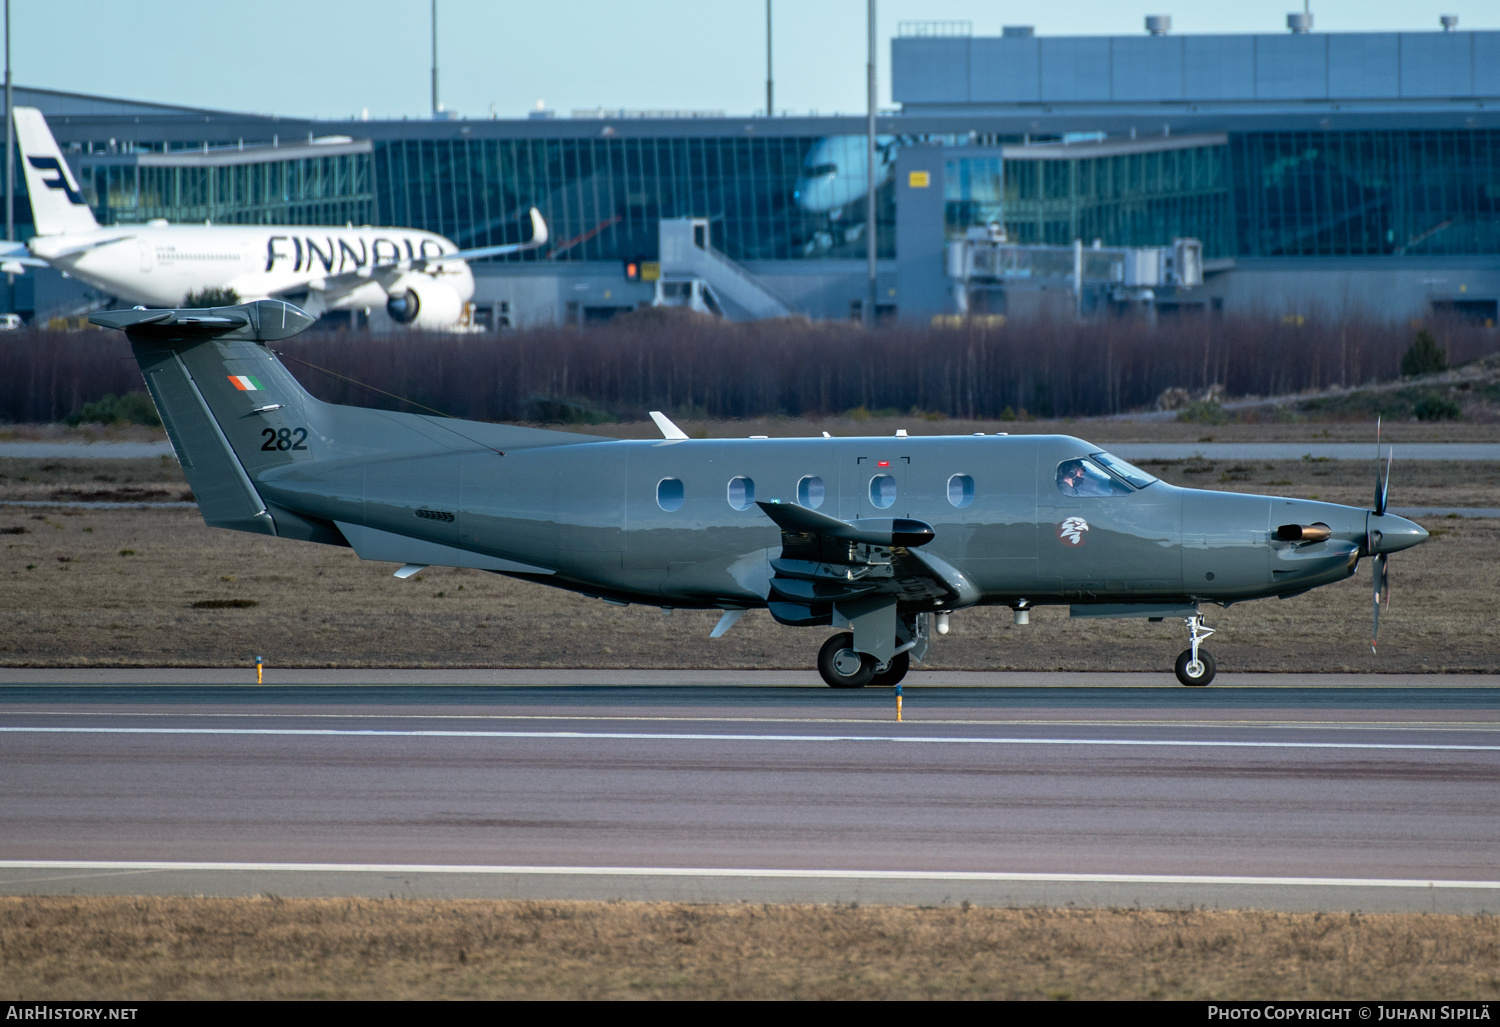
[385,276,463,330]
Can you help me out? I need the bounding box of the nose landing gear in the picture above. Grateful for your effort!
[1175,614,1217,686]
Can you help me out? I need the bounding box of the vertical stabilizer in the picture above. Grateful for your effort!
[90,301,319,538]
[14,106,99,236]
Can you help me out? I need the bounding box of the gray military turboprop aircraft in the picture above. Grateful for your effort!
[92,300,1429,688]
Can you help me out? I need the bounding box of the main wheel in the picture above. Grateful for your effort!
[869,651,910,688]
[1174,648,1217,687]
[818,632,876,689]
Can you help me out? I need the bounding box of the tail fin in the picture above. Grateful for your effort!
[14,106,100,236]
[90,300,337,541]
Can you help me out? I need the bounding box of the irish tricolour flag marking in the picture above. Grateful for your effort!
[228,375,264,392]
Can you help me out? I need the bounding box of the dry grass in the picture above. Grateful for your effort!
[1,452,1496,672]
[2,896,1497,1000]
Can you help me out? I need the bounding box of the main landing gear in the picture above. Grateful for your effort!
[817,632,910,689]
[1175,613,1217,686]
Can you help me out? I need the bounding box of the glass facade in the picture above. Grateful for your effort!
[372,136,894,261]
[1000,142,1232,257]
[79,149,375,226]
[944,156,1004,239]
[1231,130,1500,257]
[57,125,1500,265]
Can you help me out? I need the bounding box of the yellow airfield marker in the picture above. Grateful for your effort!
[895,682,903,722]
[256,655,264,685]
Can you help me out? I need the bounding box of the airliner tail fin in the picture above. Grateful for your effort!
[14,106,100,236]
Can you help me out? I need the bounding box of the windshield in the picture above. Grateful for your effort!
[1092,452,1157,489]
[1056,458,1132,498]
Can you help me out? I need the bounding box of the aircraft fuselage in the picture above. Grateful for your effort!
[30,222,473,310]
[254,432,1417,611]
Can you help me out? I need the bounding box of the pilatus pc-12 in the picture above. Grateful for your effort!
[93,300,1428,688]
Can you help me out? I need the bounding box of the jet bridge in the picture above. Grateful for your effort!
[946,228,1203,317]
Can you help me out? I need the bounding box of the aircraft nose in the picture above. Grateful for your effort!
[1366,512,1428,555]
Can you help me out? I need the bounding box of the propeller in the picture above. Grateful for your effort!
[1369,417,1393,654]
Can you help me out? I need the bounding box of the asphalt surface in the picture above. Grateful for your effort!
[3,672,1498,913]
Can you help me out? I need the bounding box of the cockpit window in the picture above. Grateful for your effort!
[1091,452,1157,489]
[807,162,838,177]
[1057,458,1132,498]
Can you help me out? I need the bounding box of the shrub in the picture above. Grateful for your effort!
[1401,329,1448,377]
[1413,393,1461,421]
[65,392,161,427]
[182,287,241,308]
[519,396,618,425]
[1176,400,1229,425]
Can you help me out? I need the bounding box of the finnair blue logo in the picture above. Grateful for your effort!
[27,156,84,205]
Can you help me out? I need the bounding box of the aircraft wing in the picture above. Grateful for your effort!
[408,208,548,270]
[757,501,980,613]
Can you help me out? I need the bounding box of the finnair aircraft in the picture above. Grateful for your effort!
[8,107,547,329]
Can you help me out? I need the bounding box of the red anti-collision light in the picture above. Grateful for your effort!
[878,460,889,467]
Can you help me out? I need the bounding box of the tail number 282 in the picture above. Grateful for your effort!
[261,427,309,451]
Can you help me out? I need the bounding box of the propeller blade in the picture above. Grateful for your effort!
[1378,448,1392,517]
[1370,552,1389,654]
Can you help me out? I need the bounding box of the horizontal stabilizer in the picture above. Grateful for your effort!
[91,300,315,343]
[756,500,934,548]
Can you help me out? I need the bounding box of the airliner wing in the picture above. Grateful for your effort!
[409,208,548,269]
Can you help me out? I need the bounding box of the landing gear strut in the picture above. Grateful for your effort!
[1174,614,1217,686]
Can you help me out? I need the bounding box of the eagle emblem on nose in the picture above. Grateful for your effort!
[1057,516,1089,546]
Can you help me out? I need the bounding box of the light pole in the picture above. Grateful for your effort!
[5,0,12,315]
[430,0,439,116]
[765,1,773,116]
[865,0,877,327]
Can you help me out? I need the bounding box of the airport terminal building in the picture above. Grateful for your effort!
[13,16,1500,325]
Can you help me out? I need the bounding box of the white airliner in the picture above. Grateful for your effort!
[792,135,900,216]
[8,107,547,329]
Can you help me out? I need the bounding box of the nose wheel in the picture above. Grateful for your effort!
[1174,614,1217,686]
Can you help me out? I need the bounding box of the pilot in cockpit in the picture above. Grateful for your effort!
[1057,458,1129,498]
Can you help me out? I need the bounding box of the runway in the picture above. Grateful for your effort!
[3,672,1498,913]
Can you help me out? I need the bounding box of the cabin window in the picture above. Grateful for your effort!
[869,474,897,509]
[1057,458,1132,498]
[657,477,684,512]
[947,474,974,508]
[797,475,825,509]
[727,476,755,510]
